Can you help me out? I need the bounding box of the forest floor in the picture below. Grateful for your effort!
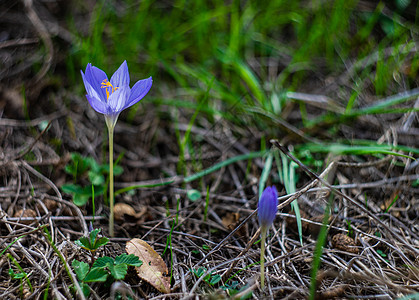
[0,1,418,299]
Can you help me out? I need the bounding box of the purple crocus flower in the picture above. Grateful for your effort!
[258,186,278,229]
[80,61,152,237]
[81,60,152,128]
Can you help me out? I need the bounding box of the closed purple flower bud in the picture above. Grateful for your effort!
[258,186,278,228]
[81,61,152,128]
[88,222,94,233]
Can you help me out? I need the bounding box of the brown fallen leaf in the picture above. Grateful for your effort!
[126,238,170,293]
[222,212,240,230]
[221,212,247,237]
[114,203,136,222]
[331,233,359,254]
[36,199,58,212]
[13,208,37,225]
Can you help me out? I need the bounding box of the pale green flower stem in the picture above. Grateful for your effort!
[260,226,268,289]
[108,125,115,237]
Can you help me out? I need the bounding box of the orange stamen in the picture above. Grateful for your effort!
[101,79,119,100]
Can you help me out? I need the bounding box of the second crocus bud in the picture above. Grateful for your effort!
[258,186,278,229]
[257,185,278,290]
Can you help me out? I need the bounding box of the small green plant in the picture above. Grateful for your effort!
[202,245,211,251]
[221,281,252,299]
[72,228,142,297]
[186,189,201,201]
[346,220,354,237]
[8,268,27,280]
[75,228,110,252]
[62,152,123,206]
[376,249,387,258]
[191,267,222,286]
[72,254,142,297]
[9,268,31,297]
[8,254,33,297]
[75,228,109,264]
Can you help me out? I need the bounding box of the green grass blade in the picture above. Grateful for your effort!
[259,151,274,198]
[115,179,176,195]
[348,87,419,117]
[308,197,332,300]
[298,142,416,159]
[184,151,267,183]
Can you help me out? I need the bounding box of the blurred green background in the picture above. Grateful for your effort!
[67,0,418,141]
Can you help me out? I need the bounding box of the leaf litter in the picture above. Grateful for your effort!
[0,1,418,299]
[126,238,171,294]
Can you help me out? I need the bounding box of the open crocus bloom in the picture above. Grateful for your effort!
[81,60,152,128]
[258,186,278,229]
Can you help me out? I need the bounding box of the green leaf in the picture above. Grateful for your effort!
[114,254,142,267]
[75,229,108,251]
[85,157,100,172]
[376,249,387,257]
[83,267,109,282]
[92,256,114,269]
[62,184,104,207]
[237,285,253,299]
[396,0,411,10]
[64,153,80,175]
[9,269,26,280]
[193,267,206,277]
[66,153,91,176]
[79,282,91,297]
[100,164,123,176]
[109,263,128,280]
[187,189,201,202]
[88,171,105,185]
[93,236,109,249]
[73,194,90,206]
[61,184,84,194]
[210,274,221,285]
[8,269,14,278]
[113,165,124,176]
[64,164,76,176]
[89,229,100,247]
[75,237,92,250]
[72,260,90,281]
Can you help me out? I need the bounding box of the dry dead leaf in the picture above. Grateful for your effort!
[126,238,170,294]
[36,199,58,212]
[331,233,359,254]
[221,212,247,237]
[13,208,37,225]
[114,203,136,222]
[222,212,240,230]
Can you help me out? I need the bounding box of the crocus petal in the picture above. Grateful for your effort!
[110,60,130,88]
[81,61,152,126]
[86,94,109,115]
[126,77,153,108]
[258,186,278,228]
[107,85,131,114]
[81,71,105,103]
[84,63,108,101]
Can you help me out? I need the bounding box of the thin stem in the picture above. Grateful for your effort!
[260,226,267,290]
[108,126,115,237]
